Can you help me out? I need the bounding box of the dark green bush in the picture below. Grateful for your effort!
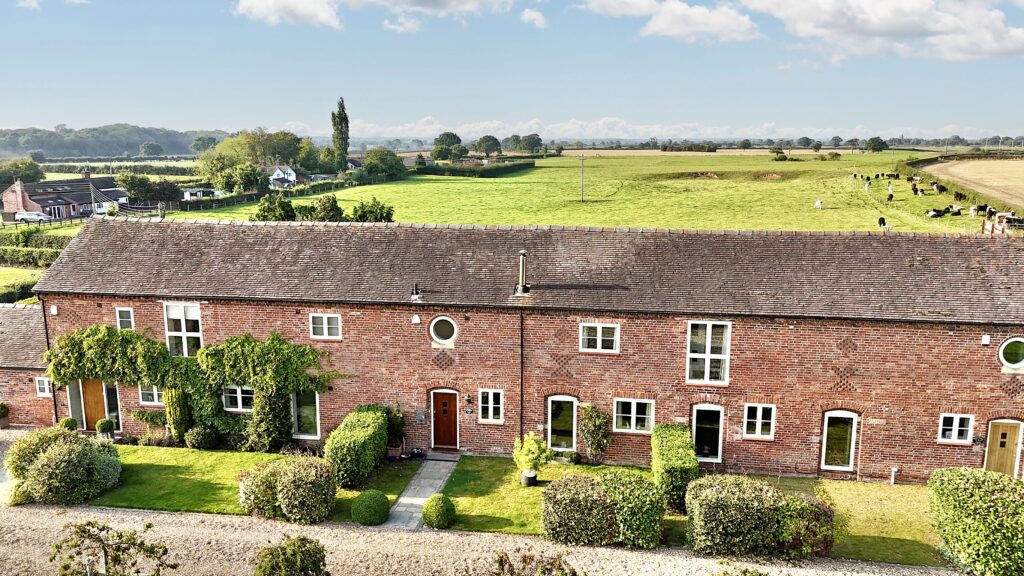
[239,460,283,519]
[276,458,337,524]
[22,436,120,505]
[3,426,77,479]
[163,388,191,444]
[542,475,617,545]
[0,402,8,419]
[323,405,388,487]
[26,233,74,250]
[929,467,1024,575]
[184,425,218,450]
[777,491,840,559]
[350,489,389,526]
[599,471,665,549]
[0,278,36,304]
[422,493,457,529]
[578,404,613,464]
[254,535,330,576]
[413,161,534,178]
[686,475,786,557]
[58,417,78,431]
[0,246,60,267]
[95,418,114,434]
[651,423,699,512]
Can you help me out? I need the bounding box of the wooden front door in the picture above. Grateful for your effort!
[432,392,458,448]
[986,421,1022,476]
[81,379,106,431]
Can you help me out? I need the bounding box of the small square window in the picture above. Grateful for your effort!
[35,377,52,397]
[613,399,654,433]
[937,413,973,444]
[310,313,342,340]
[579,323,619,353]
[223,386,255,412]
[116,308,134,331]
[139,385,163,405]
[743,403,775,439]
[479,389,504,423]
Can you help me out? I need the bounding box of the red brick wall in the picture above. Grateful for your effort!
[34,294,1024,483]
[0,368,52,426]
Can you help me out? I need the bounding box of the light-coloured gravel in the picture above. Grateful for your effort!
[0,504,953,576]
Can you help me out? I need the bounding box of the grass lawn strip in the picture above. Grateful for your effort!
[0,266,42,286]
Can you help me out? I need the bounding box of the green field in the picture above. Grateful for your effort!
[167,152,976,232]
[44,172,195,182]
[0,267,41,285]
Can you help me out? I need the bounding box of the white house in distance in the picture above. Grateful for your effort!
[264,165,298,189]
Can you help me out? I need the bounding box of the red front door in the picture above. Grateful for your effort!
[433,392,458,448]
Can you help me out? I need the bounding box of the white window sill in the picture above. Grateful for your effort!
[612,428,653,435]
[821,465,854,472]
[1001,365,1024,374]
[742,434,775,441]
[579,348,620,355]
[139,401,164,407]
[685,380,730,387]
[478,420,505,426]
[224,408,254,414]
[292,434,321,440]
[936,440,973,447]
[310,336,343,341]
[36,393,53,398]
[696,457,722,464]
[431,341,455,349]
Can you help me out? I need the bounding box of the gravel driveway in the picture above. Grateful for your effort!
[0,504,953,576]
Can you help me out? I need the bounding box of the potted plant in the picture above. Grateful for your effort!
[96,418,115,440]
[0,402,9,429]
[513,432,554,487]
[387,406,406,460]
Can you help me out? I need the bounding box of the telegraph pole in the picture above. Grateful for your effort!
[579,154,585,202]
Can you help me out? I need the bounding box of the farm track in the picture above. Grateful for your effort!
[922,159,1024,210]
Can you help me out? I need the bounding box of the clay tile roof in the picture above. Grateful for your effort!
[0,305,47,369]
[33,216,1024,325]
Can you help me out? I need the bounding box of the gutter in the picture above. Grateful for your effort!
[38,296,57,425]
[519,309,525,442]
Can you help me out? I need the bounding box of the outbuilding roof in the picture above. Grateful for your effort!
[0,304,47,370]
[34,217,1024,325]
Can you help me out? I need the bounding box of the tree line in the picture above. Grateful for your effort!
[0,123,227,157]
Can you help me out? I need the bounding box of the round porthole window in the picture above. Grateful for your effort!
[999,337,1024,368]
[430,316,458,345]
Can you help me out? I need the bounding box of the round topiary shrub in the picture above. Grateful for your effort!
[23,437,121,505]
[58,417,78,431]
[422,493,456,529]
[3,426,77,480]
[542,475,617,545]
[351,489,389,526]
[184,426,218,450]
[254,536,329,576]
[239,460,284,520]
[95,418,114,435]
[598,471,666,549]
[276,458,337,525]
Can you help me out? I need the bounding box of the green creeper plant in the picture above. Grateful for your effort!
[50,521,177,576]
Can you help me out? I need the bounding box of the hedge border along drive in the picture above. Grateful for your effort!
[542,475,618,546]
[323,404,388,487]
[929,467,1024,576]
[650,423,699,512]
[238,457,337,524]
[413,160,535,178]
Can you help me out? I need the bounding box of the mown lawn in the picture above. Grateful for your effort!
[0,266,42,286]
[93,446,421,521]
[167,152,976,233]
[443,456,942,567]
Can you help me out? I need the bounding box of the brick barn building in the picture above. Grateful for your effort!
[2,216,1023,483]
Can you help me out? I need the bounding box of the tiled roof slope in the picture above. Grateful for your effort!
[0,305,47,369]
[34,217,1024,325]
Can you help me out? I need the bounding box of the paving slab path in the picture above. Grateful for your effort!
[386,458,458,530]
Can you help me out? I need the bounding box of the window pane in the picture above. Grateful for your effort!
[746,417,757,435]
[480,391,491,409]
[824,416,855,467]
[432,319,455,341]
[327,316,340,337]
[294,390,318,436]
[223,388,239,409]
[492,402,501,421]
[168,336,185,357]
[710,324,727,354]
[186,336,202,356]
[762,407,773,435]
[311,316,324,335]
[708,358,725,381]
[583,326,597,338]
[167,318,182,333]
[183,305,200,321]
[141,388,154,403]
[689,324,707,354]
[688,357,706,380]
[694,409,721,459]
[1002,340,1024,365]
[241,389,255,410]
[104,384,120,430]
[184,319,200,333]
[957,419,971,441]
[167,304,183,320]
[583,337,598,350]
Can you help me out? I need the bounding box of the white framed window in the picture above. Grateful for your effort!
[309,313,342,340]
[222,386,254,412]
[613,398,654,433]
[429,316,458,346]
[292,390,320,439]
[579,323,620,353]
[138,385,163,406]
[164,303,202,357]
[478,389,504,424]
[115,307,135,331]
[999,337,1024,369]
[686,321,731,384]
[692,403,724,463]
[743,403,776,440]
[35,377,52,397]
[937,413,974,445]
[821,410,858,472]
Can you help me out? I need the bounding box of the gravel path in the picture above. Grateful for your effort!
[0,504,953,576]
[0,428,29,483]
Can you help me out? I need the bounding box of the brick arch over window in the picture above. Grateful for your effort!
[537,385,585,400]
[979,409,1024,424]
[818,400,867,414]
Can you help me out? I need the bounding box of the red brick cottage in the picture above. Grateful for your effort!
[3,216,1024,483]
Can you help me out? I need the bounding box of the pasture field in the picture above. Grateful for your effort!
[922,159,1024,210]
[0,266,41,286]
[169,152,977,233]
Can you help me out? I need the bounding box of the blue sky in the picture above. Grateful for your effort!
[3,0,1024,139]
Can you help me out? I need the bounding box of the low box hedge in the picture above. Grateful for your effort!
[238,457,337,524]
[929,467,1024,575]
[0,246,60,267]
[323,404,388,487]
[599,471,666,549]
[0,278,37,304]
[650,423,699,512]
[542,475,618,545]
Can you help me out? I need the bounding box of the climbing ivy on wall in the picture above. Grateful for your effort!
[46,325,336,452]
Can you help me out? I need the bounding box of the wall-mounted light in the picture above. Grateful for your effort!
[49,305,57,316]
[464,394,473,404]
[411,314,421,325]
[981,335,991,346]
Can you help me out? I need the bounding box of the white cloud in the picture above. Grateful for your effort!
[234,0,343,29]
[16,0,41,9]
[520,7,547,28]
[742,0,1024,62]
[383,13,421,33]
[578,0,760,43]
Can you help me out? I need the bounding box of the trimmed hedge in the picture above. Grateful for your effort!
[929,467,1024,575]
[351,489,390,526]
[238,457,337,524]
[0,278,37,304]
[323,404,388,487]
[414,161,534,178]
[5,429,121,506]
[542,475,617,545]
[0,246,60,267]
[599,471,665,549]
[650,423,699,512]
[184,425,218,450]
[42,163,195,176]
[686,474,838,559]
[422,493,457,529]
[254,536,330,576]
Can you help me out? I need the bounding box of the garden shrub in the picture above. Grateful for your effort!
[650,423,699,512]
[0,401,8,419]
[239,460,284,519]
[490,549,584,576]
[686,475,787,557]
[184,425,218,450]
[512,432,553,474]
[0,278,37,304]
[22,436,121,505]
[929,467,1024,576]
[276,458,337,525]
[0,246,60,267]
[541,475,617,546]
[598,471,665,549]
[777,491,840,559]
[578,404,613,464]
[254,535,330,576]
[350,489,390,526]
[422,493,456,529]
[163,388,191,444]
[138,430,175,447]
[3,426,77,479]
[323,405,388,487]
[59,417,78,430]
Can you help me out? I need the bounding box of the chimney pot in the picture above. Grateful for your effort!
[515,250,530,296]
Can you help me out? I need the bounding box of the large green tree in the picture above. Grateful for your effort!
[232,163,270,194]
[520,134,543,153]
[139,142,164,156]
[251,192,296,222]
[865,136,889,153]
[115,172,154,200]
[190,136,217,153]
[331,97,350,171]
[475,135,501,157]
[306,195,346,222]
[364,147,407,180]
[434,132,462,147]
[0,158,45,187]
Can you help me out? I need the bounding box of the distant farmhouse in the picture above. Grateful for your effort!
[263,164,299,189]
[1,170,127,219]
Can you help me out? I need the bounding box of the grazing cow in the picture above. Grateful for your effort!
[888,182,894,193]
[935,184,948,194]
[975,204,989,216]
[878,216,887,227]
[913,176,923,182]
[953,191,966,202]
[911,183,919,195]
[814,200,823,209]
[906,176,914,183]
[864,182,871,191]
[887,193,894,204]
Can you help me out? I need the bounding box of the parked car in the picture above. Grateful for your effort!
[14,211,52,223]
